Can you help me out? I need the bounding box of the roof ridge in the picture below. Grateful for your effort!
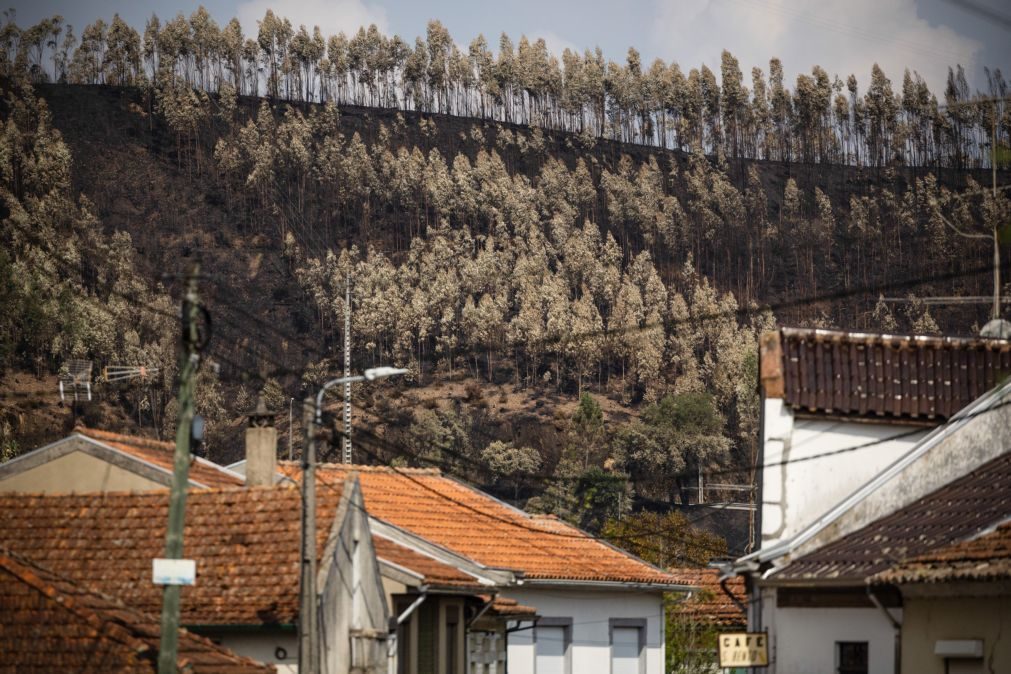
[780,326,1011,347]
[76,426,174,450]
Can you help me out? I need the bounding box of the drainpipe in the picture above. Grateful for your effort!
[867,586,901,674]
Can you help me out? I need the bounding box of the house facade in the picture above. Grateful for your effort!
[293,463,691,674]
[729,328,1011,674]
[870,522,1011,674]
[0,425,245,493]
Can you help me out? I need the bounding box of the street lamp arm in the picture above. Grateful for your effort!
[314,367,409,423]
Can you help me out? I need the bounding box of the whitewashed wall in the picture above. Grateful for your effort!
[759,588,899,674]
[760,399,927,548]
[502,588,664,674]
[213,631,299,673]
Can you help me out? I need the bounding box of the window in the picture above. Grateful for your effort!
[535,618,572,674]
[836,641,868,674]
[610,619,645,674]
[445,604,460,674]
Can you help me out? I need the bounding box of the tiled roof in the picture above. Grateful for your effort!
[285,463,683,587]
[773,451,1011,583]
[669,568,746,628]
[0,552,275,673]
[482,595,537,618]
[0,484,341,625]
[871,521,1011,585]
[761,328,1011,421]
[373,535,487,590]
[76,426,244,488]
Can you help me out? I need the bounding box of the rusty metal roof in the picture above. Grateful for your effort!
[772,451,1011,583]
[761,328,1011,421]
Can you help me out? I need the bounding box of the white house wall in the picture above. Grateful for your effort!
[760,588,899,674]
[213,631,299,673]
[760,398,926,548]
[502,588,664,674]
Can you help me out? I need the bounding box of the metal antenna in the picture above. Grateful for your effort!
[58,359,93,403]
[343,272,352,465]
[103,365,161,383]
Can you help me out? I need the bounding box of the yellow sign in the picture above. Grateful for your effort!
[718,632,769,667]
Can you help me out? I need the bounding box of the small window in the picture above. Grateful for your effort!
[837,641,868,674]
[535,621,571,674]
[611,626,642,674]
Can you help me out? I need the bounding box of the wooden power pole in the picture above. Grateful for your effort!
[157,265,200,673]
[299,397,319,674]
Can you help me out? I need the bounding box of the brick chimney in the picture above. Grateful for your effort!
[244,396,277,487]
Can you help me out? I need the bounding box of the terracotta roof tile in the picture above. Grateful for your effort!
[0,484,342,625]
[775,451,1011,583]
[0,552,274,673]
[480,595,538,618]
[669,567,747,628]
[285,463,682,587]
[767,328,1011,421]
[373,536,487,590]
[76,426,244,489]
[872,521,1011,585]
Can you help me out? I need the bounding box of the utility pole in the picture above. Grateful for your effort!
[157,265,200,674]
[299,397,318,674]
[992,102,1000,320]
[343,272,352,464]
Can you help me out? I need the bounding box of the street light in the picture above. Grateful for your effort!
[314,366,410,424]
[299,365,408,674]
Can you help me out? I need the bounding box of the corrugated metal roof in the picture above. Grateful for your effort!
[772,451,1011,583]
[767,328,1011,421]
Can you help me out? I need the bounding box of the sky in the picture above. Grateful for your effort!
[7,0,1010,94]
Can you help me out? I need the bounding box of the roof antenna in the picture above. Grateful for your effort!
[58,359,93,404]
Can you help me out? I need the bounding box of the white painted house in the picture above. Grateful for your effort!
[727,328,1011,674]
[298,463,692,674]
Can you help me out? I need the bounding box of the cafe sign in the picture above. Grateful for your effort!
[718,632,768,668]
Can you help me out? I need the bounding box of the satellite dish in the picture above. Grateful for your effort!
[980,319,1011,340]
[58,359,93,403]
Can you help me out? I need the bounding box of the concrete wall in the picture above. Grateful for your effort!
[759,587,900,674]
[0,450,164,493]
[503,588,664,674]
[760,399,926,549]
[899,590,1011,674]
[210,630,299,673]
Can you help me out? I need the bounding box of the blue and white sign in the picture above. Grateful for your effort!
[152,558,196,586]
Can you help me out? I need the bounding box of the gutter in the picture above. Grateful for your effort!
[519,578,693,592]
[867,586,901,674]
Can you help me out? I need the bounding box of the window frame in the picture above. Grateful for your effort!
[609,618,647,674]
[835,640,869,674]
[534,617,573,674]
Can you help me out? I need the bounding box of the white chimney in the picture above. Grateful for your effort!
[244,396,277,487]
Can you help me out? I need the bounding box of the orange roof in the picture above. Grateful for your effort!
[291,463,683,587]
[481,595,538,618]
[76,426,244,489]
[872,521,1011,585]
[373,536,487,590]
[0,552,275,672]
[669,567,747,628]
[0,484,341,625]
